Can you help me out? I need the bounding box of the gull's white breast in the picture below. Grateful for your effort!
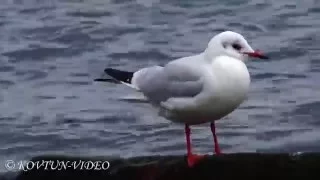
[199,55,251,121]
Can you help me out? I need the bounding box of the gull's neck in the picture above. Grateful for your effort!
[203,47,215,62]
[203,44,225,63]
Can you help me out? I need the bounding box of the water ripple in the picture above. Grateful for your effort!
[0,1,319,174]
[2,46,70,62]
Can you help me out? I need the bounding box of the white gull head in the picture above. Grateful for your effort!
[204,31,268,62]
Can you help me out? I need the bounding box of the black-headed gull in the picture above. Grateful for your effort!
[95,31,268,167]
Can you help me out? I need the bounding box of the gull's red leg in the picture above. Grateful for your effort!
[210,122,221,155]
[185,124,192,157]
[185,124,206,167]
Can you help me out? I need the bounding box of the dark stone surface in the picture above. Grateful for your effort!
[15,153,320,180]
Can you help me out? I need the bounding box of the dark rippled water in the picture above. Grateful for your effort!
[1,0,320,177]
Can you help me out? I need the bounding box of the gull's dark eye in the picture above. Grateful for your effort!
[232,43,242,50]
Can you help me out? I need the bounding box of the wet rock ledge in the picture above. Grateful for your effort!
[15,153,320,180]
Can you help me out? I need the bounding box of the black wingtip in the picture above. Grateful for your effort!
[103,68,134,84]
[104,68,113,74]
[94,78,119,83]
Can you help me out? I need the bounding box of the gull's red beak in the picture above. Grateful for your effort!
[243,50,269,59]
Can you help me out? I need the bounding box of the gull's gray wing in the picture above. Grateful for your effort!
[132,63,204,104]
